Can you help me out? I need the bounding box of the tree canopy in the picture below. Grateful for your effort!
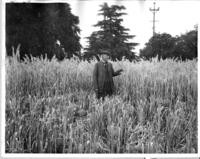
[140,30,197,60]
[6,3,81,60]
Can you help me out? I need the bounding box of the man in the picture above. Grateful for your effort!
[54,40,65,61]
[93,50,123,99]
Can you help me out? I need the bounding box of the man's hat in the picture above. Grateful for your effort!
[100,49,110,56]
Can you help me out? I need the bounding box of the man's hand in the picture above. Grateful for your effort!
[117,69,124,75]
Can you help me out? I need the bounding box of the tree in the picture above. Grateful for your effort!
[84,3,138,61]
[140,33,176,60]
[6,3,81,60]
[172,30,197,60]
[140,30,197,60]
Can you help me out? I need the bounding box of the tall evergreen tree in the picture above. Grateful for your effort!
[6,3,81,60]
[84,3,138,61]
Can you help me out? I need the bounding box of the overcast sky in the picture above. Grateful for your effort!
[66,0,199,54]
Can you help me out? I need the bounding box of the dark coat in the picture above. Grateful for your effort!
[93,61,121,93]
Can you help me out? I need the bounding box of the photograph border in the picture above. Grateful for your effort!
[1,0,199,158]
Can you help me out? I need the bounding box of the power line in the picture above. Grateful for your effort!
[149,2,159,36]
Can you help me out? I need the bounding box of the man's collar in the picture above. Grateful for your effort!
[101,60,108,64]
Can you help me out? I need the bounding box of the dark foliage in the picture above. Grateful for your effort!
[6,3,81,60]
[140,30,197,60]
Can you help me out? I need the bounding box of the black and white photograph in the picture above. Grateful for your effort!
[1,0,198,154]
[151,157,200,159]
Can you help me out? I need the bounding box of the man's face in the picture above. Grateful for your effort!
[102,54,109,62]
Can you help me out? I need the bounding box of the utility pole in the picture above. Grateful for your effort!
[149,2,159,36]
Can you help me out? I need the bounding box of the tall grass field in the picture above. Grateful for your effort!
[5,55,197,153]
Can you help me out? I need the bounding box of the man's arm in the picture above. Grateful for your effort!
[93,63,98,91]
[111,64,123,77]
